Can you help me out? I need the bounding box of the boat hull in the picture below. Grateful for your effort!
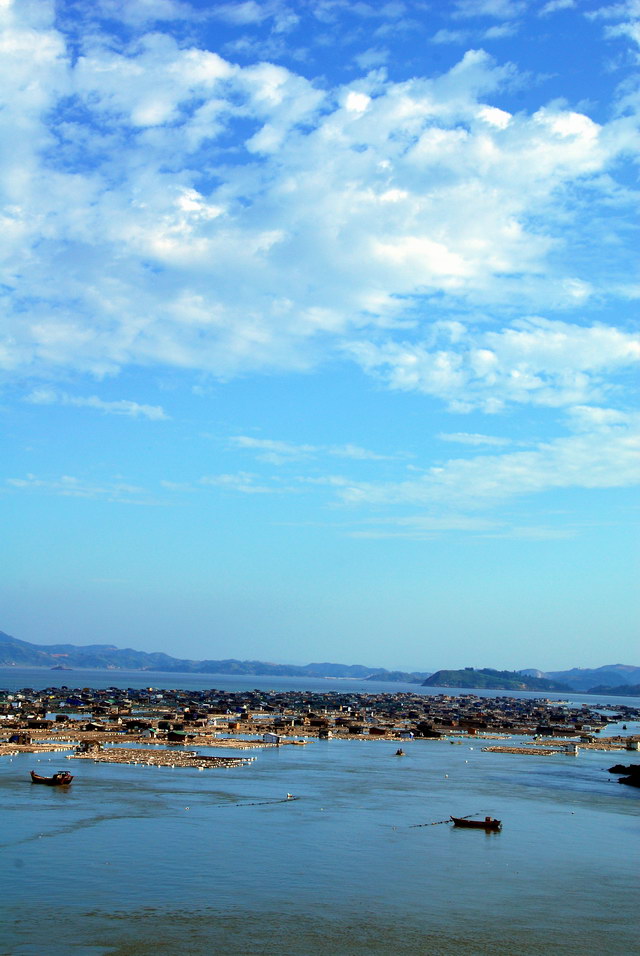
[30,771,74,786]
[451,816,501,831]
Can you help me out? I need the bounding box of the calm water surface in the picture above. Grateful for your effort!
[1,725,638,955]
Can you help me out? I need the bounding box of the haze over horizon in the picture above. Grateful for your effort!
[2,626,639,683]
[2,0,639,673]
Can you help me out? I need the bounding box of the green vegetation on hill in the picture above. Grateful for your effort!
[587,683,640,696]
[422,667,571,692]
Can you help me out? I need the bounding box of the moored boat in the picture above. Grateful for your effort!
[451,815,501,831]
[30,771,74,786]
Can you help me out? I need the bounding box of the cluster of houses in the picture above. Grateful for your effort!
[1,683,638,747]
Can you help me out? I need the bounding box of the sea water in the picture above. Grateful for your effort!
[1,721,638,955]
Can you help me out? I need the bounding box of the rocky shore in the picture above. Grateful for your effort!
[608,763,640,787]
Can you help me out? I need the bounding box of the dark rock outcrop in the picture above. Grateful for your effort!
[608,763,640,788]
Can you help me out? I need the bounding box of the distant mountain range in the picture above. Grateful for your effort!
[0,630,638,694]
[0,631,430,683]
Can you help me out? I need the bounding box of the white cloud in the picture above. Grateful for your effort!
[332,411,640,509]
[0,3,630,388]
[344,90,371,112]
[539,0,575,16]
[477,104,511,127]
[0,3,637,441]
[588,0,640,23]
[346,318,640,411]
[588,0,640,54]
[24,388,168,420]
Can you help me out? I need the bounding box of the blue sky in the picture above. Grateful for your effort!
[1,0,639,672]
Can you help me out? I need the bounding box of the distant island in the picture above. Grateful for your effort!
[422,667,571,692]
[0,630,638,695]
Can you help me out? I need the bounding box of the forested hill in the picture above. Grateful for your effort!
[422,668,572,692]
[587,684,640,697]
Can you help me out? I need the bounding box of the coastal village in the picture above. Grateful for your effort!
[1,684,639,772]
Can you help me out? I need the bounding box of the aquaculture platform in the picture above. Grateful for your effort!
[70,748,253,769]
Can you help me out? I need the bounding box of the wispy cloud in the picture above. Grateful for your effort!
[353,47,390,69]
[430,28,469,44]
[160,480,196,492]
[483,21,519,38]
[230,435,393,463]
[507,525,577,540]
[438,432,511,446]
[24,389,168,420]
[539,0,575,16]
[344,512,580,540]
[330,443,391,461]
[195,408,640,528]
[333,412,640,509]
[453,0,526,19]
[349,513,502,536]
[230,436,317,463]
[587,0,640,52]
[5,474,149,503]
[200,472,291,494]
[213,0,299,32]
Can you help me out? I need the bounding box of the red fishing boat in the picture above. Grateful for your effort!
[451,815,501,831]
[30,771,74,786]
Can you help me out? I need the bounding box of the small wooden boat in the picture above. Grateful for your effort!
[451,815,501,831]
[30,771,74,786]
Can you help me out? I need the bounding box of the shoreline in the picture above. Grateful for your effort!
[2,666,639,703]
